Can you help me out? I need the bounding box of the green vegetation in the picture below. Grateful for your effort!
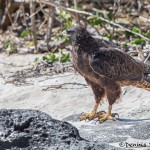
[3,39,17,55]
[131,38,145,45]
[58,11,73,29]
[132,27,141,34]
[107,12,113,21]
[70,5,81,10]
[125,31,133,39]
[146,30,150,38]
[51,34,69,44]
[59,49,70,63]
[42,53,58,64]
[1,1,150,58]
[87,16,103,26]
[35,49,70,64]
[104,33,111,38]
[20,29,31,38]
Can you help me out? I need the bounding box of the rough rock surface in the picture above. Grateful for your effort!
[0,109,116,150]
[63,115,150,149]
[0,54,150,149]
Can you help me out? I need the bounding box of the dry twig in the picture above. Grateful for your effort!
[46,5,54,51]
[136,47,145,61]
[30,0,38,53]
[42,82,88,91]
[73,0,79,25]
[40,0,150,42]
[144,53,150,63]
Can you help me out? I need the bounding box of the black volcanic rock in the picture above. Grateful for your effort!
[63,114,150,149]
[0,109,115,150]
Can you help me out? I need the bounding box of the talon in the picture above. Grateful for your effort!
[97,111,106,115]
[101,111,106,114]
[79,111,97,121]
[112,113,119,118]
[98,113,119,123]
[79,116,86,121]
[96,111,106,120]
[96,112,102,116]
[96,105,120,123]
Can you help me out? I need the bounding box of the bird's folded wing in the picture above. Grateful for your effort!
[90,48,143,81]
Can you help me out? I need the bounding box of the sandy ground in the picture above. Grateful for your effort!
[0,54,150,149]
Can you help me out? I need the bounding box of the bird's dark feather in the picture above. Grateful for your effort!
[67,26,150,106]
[90,48,145,81]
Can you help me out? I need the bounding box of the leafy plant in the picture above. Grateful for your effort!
[146,30,150,38]
[107,12,113,20]
[63,22,72,30]
[42,53,58,64]
[34,57,39,62]
[132,27,141,34]
[51,34,62,42]
[125,31,134,39]
[114,34,119,40]
[59,49,70,63]
[28,41,34,46]
[59,11,72,21]
[125,27,142,40]
[20,29,31,38]
[41,50,70,64]
[131,38,145,45]
[104,33,111,39]
[58,11,72,29]
[52,34,69,44]
[3,39,11,49]
[3,39,17,55]
[87,16,103,26]
[49,53,58,62]
[70,5,81,10]
[62,35,70,44]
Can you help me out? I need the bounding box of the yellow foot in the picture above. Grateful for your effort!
[98,113,119,123]
[79,111,106,121]
[79,111,97,121]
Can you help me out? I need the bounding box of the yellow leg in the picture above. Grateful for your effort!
[80,102,100,121]
[98,105,118,122]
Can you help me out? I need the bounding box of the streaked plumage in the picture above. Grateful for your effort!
[66,26,150,122]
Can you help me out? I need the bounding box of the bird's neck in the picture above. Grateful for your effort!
[73,37,99,54]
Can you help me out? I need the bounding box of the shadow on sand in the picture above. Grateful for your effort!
[116,118,150,122]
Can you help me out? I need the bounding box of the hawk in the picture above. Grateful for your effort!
[64,26,150,122]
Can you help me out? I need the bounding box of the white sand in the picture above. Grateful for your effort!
[0,54,150,119]
[1,53,150,149]
[0,54,150,120]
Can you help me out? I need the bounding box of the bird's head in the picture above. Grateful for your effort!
[62,26,99,53]
[62,26,92,45]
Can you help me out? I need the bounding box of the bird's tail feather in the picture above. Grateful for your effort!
[134,79,150,91]
[132,61,150,90]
